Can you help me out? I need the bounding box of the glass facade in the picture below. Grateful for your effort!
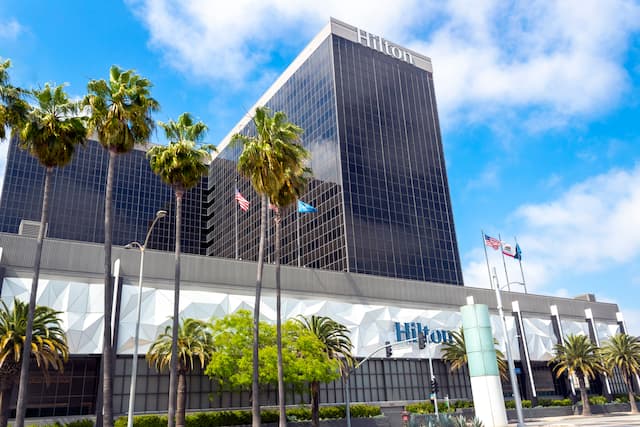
[207,32,463,284]
[0,138,207,255]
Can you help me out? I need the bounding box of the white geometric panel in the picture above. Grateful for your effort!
[561,319,589,338]
[596,322,619,344]
[523,317,556,361]
[1,277,105,354]
[490,314,520,360]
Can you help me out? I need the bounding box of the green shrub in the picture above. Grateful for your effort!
[287,406,312,421]
[453,400,474,409]
[588,395,608,405]
[350,404,381,418]
[261,409,280,423]
[319,405,345,419]
[505,400,531,409]
[551,398,573,407]
[65,421,94,427]
[115,415,166,427]
[406,401,435,414]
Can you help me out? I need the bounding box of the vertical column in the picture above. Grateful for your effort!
[617,312,640,393]
[511,301,537,406]
[550,305,577,401]
[461,300,507,427]
[585,308,612,401]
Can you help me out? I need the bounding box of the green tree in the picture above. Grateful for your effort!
[12,84,86,427]
[0,299,69,427]
[233,106,309,427]
[0,59,28,139]
[441,328,508,380]
[205,310,278,390]
[550,334,603,416]
[146,318,213,427]
[296,315,354,427]
[147,112,213,427]
[601,333,640,413]
[267,138,310,427]
[84,65,159,427]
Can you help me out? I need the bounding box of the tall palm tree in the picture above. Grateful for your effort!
[84,65,159,427]
[601,333,640,413]
[441,328,508,380]
[233,106,308,427]
[12,83,86,427]
[0,59,28,139]
[269,155,311,427]
[550,334,603,416]
[147,318,213,427]
[0,299,69,427]
[147,112,213,427]
[296,315,354,427]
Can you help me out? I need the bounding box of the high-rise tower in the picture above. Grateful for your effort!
[207,18,463,285]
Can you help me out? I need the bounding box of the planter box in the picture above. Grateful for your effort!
[573,403,631,415]
[248,417,390,427]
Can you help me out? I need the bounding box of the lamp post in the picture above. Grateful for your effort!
[493,267,525,427]
[125,210,167,427]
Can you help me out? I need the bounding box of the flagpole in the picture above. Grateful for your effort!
[498,233,511,292]
[481,230,493,289]
[297,201,301,267]
[515,236,527,294]
[235,177,239,260]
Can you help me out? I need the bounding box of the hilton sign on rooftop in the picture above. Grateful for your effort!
[357,29,415,65]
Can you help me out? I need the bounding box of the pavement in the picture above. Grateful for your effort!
[508,412,640,426]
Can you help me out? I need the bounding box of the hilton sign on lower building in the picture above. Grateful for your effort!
[394,321,454,344]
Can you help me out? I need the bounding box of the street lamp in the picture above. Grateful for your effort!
[493,267,525,427]
[124,209,167,427]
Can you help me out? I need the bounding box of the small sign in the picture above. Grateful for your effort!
[514,367,522,374]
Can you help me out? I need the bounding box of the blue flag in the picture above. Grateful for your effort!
[297,200,317,213]
[515,244,522,261]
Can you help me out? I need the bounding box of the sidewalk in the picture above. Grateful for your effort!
[508,412,640,426]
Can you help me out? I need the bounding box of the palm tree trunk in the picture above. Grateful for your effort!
[624,374,638,413]
[274,209,286,427]
[168,190,183,427]
[176,369,187,427]
[578,374,591,416]
[102,150,117,427]
[252,194,268,427]
[0,377,15,427]
[310,380,320,427]
[14,166,53,427]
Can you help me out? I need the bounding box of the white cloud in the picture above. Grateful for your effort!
[127,0,640,126]
[463,163,640,300]
[0,19,22,39]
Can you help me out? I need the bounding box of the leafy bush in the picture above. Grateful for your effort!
[65,421,94,427]
[287,406,312,421]
[319,405,345,419]
[551,398,573,407]
[588,395,608,405]
[349,404,381,418]
[505,399,531,409]
[406,401,435,414]
[115,415,167,427]
[453,400,474,409]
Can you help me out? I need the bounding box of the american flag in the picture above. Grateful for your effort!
[484,234,501,250]
[235,189,250,212]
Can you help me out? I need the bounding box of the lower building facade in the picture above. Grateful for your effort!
[0,233,629,418]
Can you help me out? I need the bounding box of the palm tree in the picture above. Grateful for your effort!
[233,106,308,427]
[441,328,508,380]
[269,156,311,427]
[601,333,640,413]
[0,59,28,139]
[0,299,69,427]
[147,318,213,427]
[12,83,86,427]
[296,315,354,427]
[147,112,213,427]
[84,65,159,427]
[550,334,603,416]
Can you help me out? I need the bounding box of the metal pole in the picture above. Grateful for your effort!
[498,234,511,292]
[493,268,525,427]
[426,332,438,416]
[345,374,351,427]
[297,207,301,267]
[481,230,493,289]
[514,236,527,294]
[127,248,145,427]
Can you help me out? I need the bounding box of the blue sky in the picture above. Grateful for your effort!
[1,1,639,333]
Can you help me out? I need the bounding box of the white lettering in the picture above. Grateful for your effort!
[355,28,415,66]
